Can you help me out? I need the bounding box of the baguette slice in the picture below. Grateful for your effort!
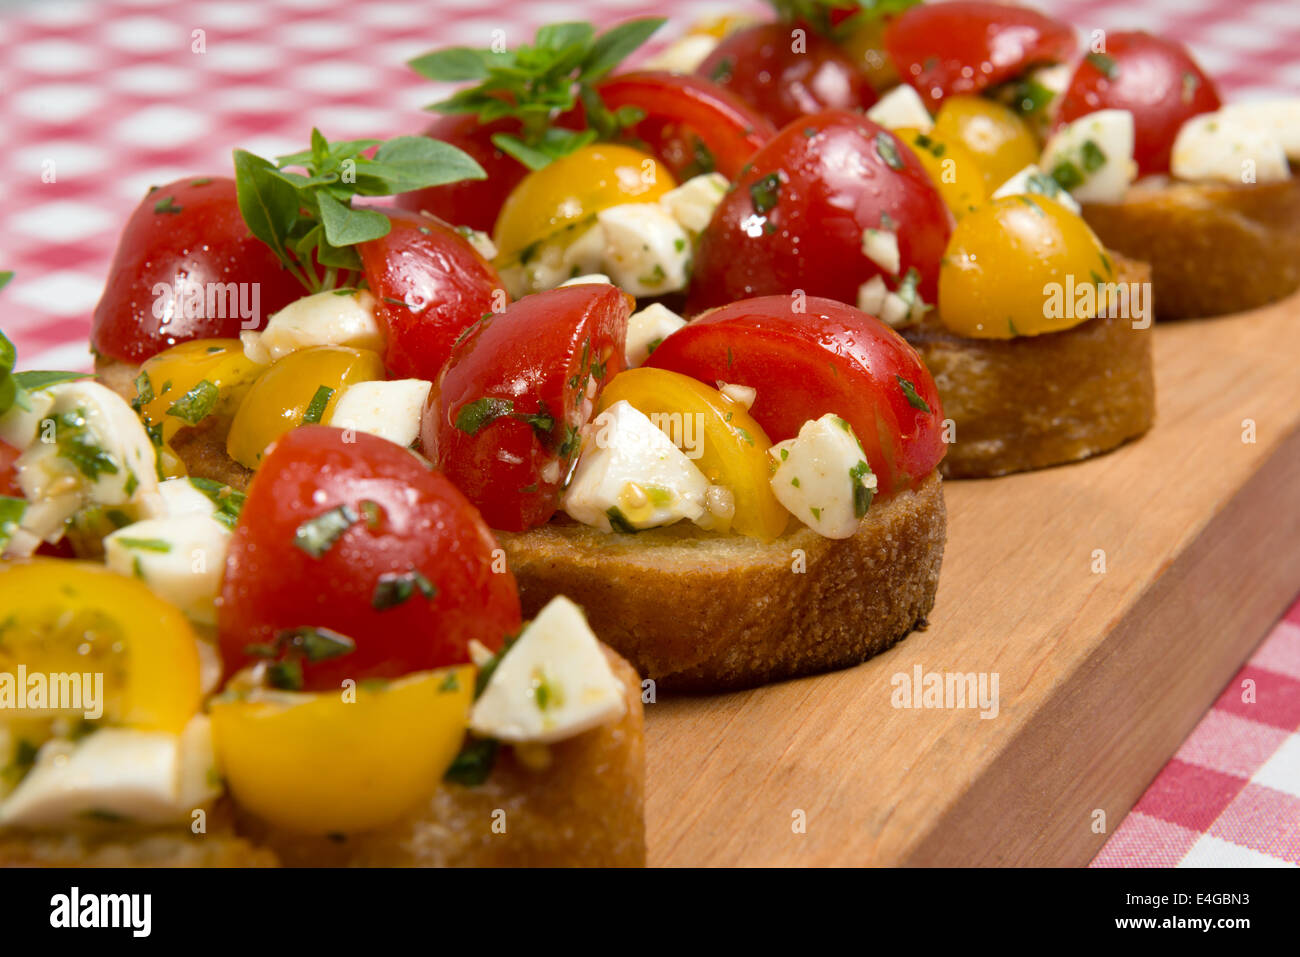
[1081,176,1300,320]
[902,257,1155,479]
[498,472,945,693]
[0,645,645,867]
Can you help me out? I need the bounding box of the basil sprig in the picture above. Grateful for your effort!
[232,129,485,293]
[407,18,665,171]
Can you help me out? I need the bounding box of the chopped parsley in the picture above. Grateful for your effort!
[54,409,119,481]
[606,506,639,534]
[372,568,438,610]
[0,496,26,551]
[875,132,906,171]
[1080,139,1107,173]
[188,477,245,530]
[153,195,183,215]
[301,385,334,424]
[850,460,874,518]
[749,172,782,214]
[896,375,931,413]
[444,736,498,787]
[454,397,515,435]
[292,504,358,558]
[1050,159,1085,191]
[165,379,219,426]
[114,537,171,552]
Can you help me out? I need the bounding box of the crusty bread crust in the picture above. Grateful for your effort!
[1081,176,1300,320]
[498,473,945,692]
[902,258,1155,479]
[0,646,645,867]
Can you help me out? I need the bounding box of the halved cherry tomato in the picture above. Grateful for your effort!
[596,72,776,181]
[219,426,520,691]
[932,96,1040,192]
[686,110,952,314]
[696,23,878,129]
[894,126,988,217]
[0,559,202,733]
[91,177,305,364]
[135,338,263,446]
[646,295,946,496]
[357,209,506,381]
[211,665,473,834]
[423,284,630,532]
[839,11,903,92]
[1057,32,1221,175]
[225,346,385,469]
[492,144,675,266]
[885,1,1076,109]
[596,367,789,540]
[938,194,1113,339]
[0,438,21,497]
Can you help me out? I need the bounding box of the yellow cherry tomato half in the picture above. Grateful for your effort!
[938,194,1114,339]
[0,559,202,733]
[932,96,1039,193]
[210,665,473,834]
[596,367,789,541]
[894,127,988,218]
[493,144,677,264]
[225,345,385,469]
[136,338,264,446]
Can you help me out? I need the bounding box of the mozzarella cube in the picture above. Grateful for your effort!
[560,273,613,287]
[469,596,626,744]
[241,289,383,365]
[13,380,161,541]
[867,84,934,133]
[563,400,708,532]
[156,477,220,519]
[0,718,220,828]
[625,303,687,368]
[1218,99,1300,160]
[861,227,901,275]
[993,164,1082,213]
[659,172,729,234]
[1171,112,1290,185]
[768,413,876,539]
[326,378,432,449]
[0,386,55,449]
[104,514,230,626]
[1041,109,1138,203]
[640,33,720,73]
[716,381,757,411]
[498,224,607,299]
[596,204,692,297]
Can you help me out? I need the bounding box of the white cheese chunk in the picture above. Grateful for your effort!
[596,203,693,298]
[1171,112,1290,185]
[559,273,613,287]
[659,172,729,234]
[326,378,431,449]
[640,33,720,74]
[563,400,708,531]
[13,380,161,542]
[716,381,756,411]
[156,477,219,519]
[104,514,230,626]
[1041,109,1138,203]
[241,289,383,365]
[867,84,934,133]
[0,387,55,449]
[993,163,1082,213]
[625,303,687,368]
[1218,99,1300,160]
[768,413,876,539]
[0,717,220,828]
[856,273,928,329]
[861,227,901,275]
[469,595,626,744]
[499,223,607,299]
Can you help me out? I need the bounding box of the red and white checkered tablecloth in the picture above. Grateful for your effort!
[0,0,1296,867]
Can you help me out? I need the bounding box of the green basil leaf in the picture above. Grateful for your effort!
[316,191,392,247]
[536,21,594,52]
[408,46,495,82]
[232,149,302,272]
[362,136,486,193]
[13,370,89,392]
[582,17,664,79]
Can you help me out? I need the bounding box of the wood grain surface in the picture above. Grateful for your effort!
[644,293,1300,867]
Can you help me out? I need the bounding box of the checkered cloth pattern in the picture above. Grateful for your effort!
[0,0,1296,866]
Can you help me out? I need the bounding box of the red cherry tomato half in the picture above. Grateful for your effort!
[885,1,1076,109]
[596,71,775,181]
[1057,31,1221,176]
[646,295,945,496]
[423,284,630,532]
[219,426,520,691]
[91,177,305,364]
[697,23,878,130]
[357,209,505,381]
[686,109,952,315]
[0,438,21,497]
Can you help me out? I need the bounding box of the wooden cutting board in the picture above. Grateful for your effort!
[643,292,1300,867]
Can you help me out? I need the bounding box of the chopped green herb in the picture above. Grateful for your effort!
[791,476,801,488]
[1080,139,1107,173]
[54,410,119,481]
[455,397,514,435]
[293,504,358,558]
[606,506,639,534]
[358,498,383,529]
[165,379,219,426]
[267,659,303,691]
[1050,159,1085,191]
[153,196,183,215]
[444,736,498,786]
[896,375,931,413]
[749,172,782,214]
[850,460,874,517]
[0,496,26,552]
[439,670,461,692]
[301,385,334,425]
[372,568,438,610]
[114,537,171,552]
[810,506,822,520]
[188,477,246,530]
[710,57,734,82]
[875,132,905,171]
[1085,51,1118,79]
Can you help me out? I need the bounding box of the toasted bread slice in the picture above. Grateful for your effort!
[1081,176,1300,319]
[498,472,945,692]
[902,257,1155,479]
[0,646,645,867]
